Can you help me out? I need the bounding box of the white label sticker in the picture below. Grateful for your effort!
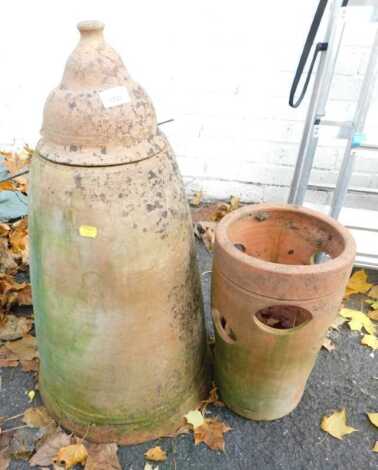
[99,86,130,108]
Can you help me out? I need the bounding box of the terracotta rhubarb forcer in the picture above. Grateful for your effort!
[29,21,208,443]
[212,204,355,420]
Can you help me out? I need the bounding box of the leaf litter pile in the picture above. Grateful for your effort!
[1,160,378,466]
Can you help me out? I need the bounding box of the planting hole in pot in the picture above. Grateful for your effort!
[212,309,237,343]
[254,305,312,331]
[228,208,345,265]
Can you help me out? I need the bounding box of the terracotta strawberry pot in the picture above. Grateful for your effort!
[211,203,356,420]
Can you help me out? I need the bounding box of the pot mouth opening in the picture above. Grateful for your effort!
[226,207,346,267]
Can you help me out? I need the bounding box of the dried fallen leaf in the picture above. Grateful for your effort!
[361,334,378,350]
[9,218,28,259]
[322,337,336,352]
[0,238,18,275]
[193,418,231,451]
[185,410,205,429]
[339,308,376,335]
[16,284,32,306]
[27,390,36,402]
[345,270,372,297]
[320,409,357,440]
[9,426,46,459]
[54,443,88,469]
[201,383,224,410]
[144,446,167,462]
[20,358,39,372]
[367,413,378,428]
[23,407,54,429]
[0,314,33,341]
[368,285,378,300]
[5,335,38,361]
[29,431,71,467]
[373,441,378,452]
[368,310,378,321]
[0,344,19,367]
[190,191,203,207]
[193,221,216,252]
[0,448,10,470]
[84,442,121,470]
[1,147,32,176]
[0,274,31,308]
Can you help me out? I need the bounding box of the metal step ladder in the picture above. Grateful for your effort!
[288,0,378,268]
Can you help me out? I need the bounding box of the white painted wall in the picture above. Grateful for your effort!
[0,0,377,208]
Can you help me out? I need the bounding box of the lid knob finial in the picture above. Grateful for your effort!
[77,20,104,38]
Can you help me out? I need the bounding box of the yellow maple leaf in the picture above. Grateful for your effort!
[54,443,88,469]
[367,413,378,428]
[373,441,378,452]
[185,410,205,429]
[193,417,231,451]
[144,446,167,462]
[345,270,372,297]
[321,409,357,440]
[339,308,376,335]
[361,335,378,350]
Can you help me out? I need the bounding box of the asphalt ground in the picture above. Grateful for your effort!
[1,242,378,470]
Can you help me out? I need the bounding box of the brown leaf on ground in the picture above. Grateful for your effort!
[15,284,32,306]
[201,383,224,410]
[193,417,231,451]
[193,221,216,252]
[9,218,28,260]
[144,446,167,462]
[0,274,31,308]
[20,358,39,372]
[320,409,357,440]
[0,242,18,275]
[84,442,121,470]
[368,310,378,321]
[0,448,11,470]
[5,335,38,361]
[212,196,240,222]
[0,147,32,176]
[9,426,46,460]
[23,407,55,429]
[0,344,19,367]
[0,180,16,191]
[368,285,378,300]
[29,431,71,467]
[53,443,88,469]
[0,314,33,341]
[0,223,10,237]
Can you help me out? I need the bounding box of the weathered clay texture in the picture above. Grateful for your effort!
[29,21,208,443]
[212,204,356,420]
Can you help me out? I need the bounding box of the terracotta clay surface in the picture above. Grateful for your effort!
[29,21,208,443]
[212,204,356,420]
